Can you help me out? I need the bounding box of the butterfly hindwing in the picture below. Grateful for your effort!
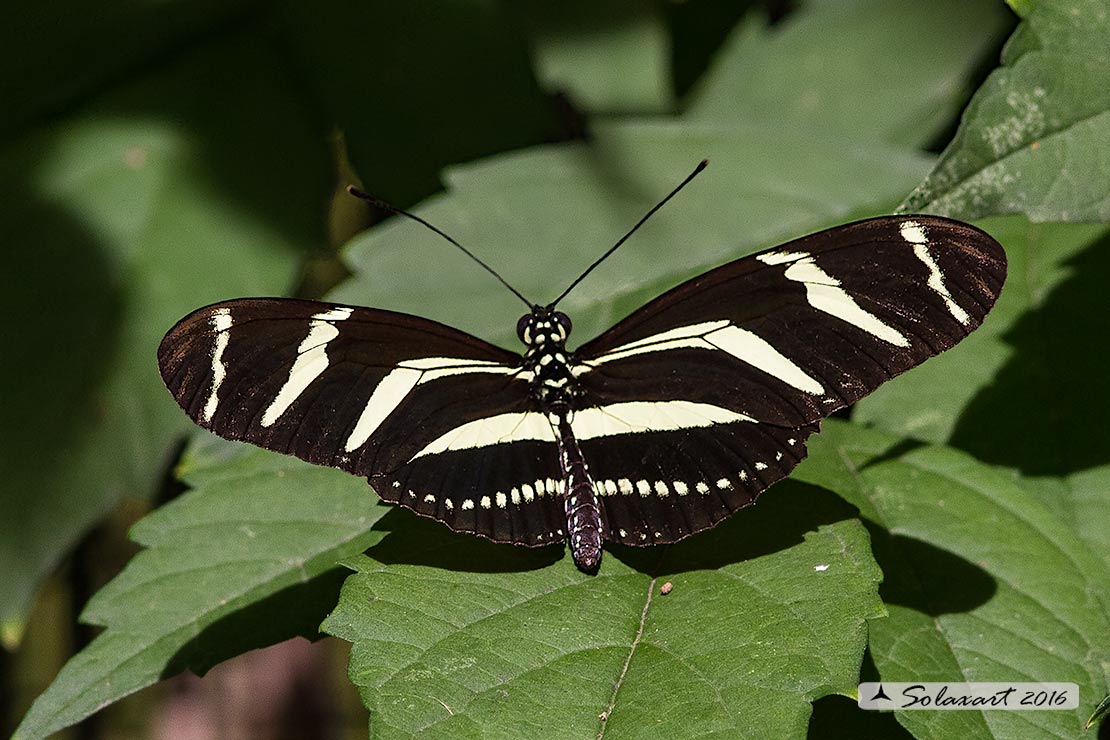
[579,421,818,546]
[374,438,568,546]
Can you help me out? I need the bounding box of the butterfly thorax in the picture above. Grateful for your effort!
[517,307,579,410]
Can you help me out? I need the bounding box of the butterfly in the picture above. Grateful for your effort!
[158,162,1007,572]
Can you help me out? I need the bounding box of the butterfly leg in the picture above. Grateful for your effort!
[553,412,604,572]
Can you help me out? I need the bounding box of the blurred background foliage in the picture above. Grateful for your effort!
[2,0,1108,738]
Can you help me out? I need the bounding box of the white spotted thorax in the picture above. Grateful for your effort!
[517,307,578,409]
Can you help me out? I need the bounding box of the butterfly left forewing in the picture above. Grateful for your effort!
[159,298,528,470]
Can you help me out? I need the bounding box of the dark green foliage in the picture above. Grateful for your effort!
[5,1,1108,738]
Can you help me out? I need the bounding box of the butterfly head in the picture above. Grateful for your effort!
[517,306,572,350]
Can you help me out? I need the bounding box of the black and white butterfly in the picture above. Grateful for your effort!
[158,163,1006,572]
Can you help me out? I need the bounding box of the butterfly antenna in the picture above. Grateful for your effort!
[548,159,708,309]
[346,186,533,308]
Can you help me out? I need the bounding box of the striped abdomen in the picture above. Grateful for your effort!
[555,412,604,571]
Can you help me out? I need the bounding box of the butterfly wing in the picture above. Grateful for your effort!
[568,215,1006,544]
[158,298,566,545]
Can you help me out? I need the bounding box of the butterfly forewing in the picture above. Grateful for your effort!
[158,299,523,472]
[573,216,1006,426]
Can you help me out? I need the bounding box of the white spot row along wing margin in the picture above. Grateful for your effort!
[409,400,756,460]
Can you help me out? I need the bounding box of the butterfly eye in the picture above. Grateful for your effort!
[516,314,533,343]
[554,312,572,339]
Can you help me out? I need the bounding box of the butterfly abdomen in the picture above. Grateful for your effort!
[555,412,604,572]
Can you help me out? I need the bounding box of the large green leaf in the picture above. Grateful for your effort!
[520,0,672,115]
[0,33,328,641]
[796,422,1110,740]
[324,484,883,738]
[688,0,1013,148]
[902,0,1110,221]
[331,122,930,349]
[10,437,384,740]
[853,219,1110,476]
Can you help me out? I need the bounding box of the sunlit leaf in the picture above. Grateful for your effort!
[10,439,383,740]
[796,422,1110,740]
[325,484,883,738]
[902,0,1110,221]
[689,0,1013,148]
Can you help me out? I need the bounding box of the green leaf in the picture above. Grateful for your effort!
[521,0,672,114]
[853,219,1110,475]
[902,0,1110,221]
[1056,469,1110,577]
[0,32,327,641]
[687,0,1014,148]
[277,0,555,207]
[1016,469,1110,577]
[796,421,1110,740]
[1005,0,1035,18]
[324,485,883,738]
[11,437,384,740]
[332,121,931,350]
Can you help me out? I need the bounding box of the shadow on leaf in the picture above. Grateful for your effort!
[867,525,995,615]
[951,230,1110,476]
[161,567,349,679]
[367,508,565,573]
[808,693,913,740]
[855,438,928,472]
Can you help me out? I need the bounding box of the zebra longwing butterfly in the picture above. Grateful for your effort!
[158,165,1006,572]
